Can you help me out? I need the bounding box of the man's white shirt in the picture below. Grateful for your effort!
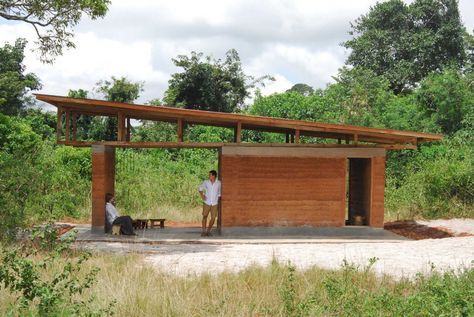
[198,179,221,206]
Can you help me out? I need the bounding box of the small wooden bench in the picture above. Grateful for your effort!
[133,219,148,230]
[149,218,166,229]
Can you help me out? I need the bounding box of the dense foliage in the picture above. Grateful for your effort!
[2,254,472,316]
[1,2,473,315]
[0,39,41,115]
[344,0,472,94]
[164,49,272,112]
[0,0,111,63]
[0,0,473,240]
[0,225,114,316]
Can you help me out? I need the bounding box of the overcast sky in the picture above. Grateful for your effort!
[1,0,473,108]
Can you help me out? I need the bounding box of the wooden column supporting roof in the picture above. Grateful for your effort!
[36,94,443,150]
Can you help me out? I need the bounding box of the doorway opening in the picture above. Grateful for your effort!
[346,158,371,226]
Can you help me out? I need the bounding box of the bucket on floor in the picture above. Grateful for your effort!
[353,215,365,226]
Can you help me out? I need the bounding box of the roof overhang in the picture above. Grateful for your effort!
[35,94,443,149]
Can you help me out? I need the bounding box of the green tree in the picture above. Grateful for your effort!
[96,76,143,103]
[324,67,393,127]
[68,89,94,140]
[68,88,88,99]
[0,39,41,115]
[465,30,474,72]
[164,49,272,113]
[91,76,143,140]
[344,0,470,93]
[416,69,473,135]
[286,83,314,96]
[0,0,110,63]
[22,108,56,139]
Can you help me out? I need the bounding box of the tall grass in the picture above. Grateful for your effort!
[74,257,474,317]
[2,247,473,317]
[72,148,217,223]
[115,148,216,222]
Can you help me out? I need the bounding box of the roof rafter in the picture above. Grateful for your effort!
[36,94,443,149]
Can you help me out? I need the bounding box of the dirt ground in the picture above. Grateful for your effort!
[59,218,474,279]
[384,219,474,240]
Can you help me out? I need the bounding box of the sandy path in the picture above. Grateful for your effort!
[75,219,474,279]
[138,236,474,279]
[417,218,474,235]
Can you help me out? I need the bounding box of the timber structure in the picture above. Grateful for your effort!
[36,94,442,232]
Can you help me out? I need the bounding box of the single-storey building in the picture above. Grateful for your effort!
[36,94,442,232]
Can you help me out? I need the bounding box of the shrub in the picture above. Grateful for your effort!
[0,224,115,316]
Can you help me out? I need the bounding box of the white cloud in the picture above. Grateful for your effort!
[0,0,473,107]
[258,74,293,96]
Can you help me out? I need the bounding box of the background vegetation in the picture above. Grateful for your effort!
[1,1,473,316]
[1,0,473,238]
[2,246,473,317]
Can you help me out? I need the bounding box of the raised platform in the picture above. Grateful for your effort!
[70,225,408,245]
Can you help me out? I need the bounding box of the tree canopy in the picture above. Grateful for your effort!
[0,0,110,63]
[286,83,314,96]
[343,0,472,94]
[164,49,273,113]
[0,39,41,116]
[96,76,143,104]
[91,76,143,140]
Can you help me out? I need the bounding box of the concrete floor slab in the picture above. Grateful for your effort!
[69,225,408,245]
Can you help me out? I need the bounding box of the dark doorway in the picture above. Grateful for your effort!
[347,158,371,226]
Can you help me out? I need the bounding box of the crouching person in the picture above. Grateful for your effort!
[105,193,136,235]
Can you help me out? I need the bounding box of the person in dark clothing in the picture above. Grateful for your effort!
[105,193,136,235]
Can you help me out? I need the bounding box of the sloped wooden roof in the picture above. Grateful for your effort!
[35,94,442,149]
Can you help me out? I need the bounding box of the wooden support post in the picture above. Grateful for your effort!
[56,107,62,141]
[72,113,77,141]
[117,112,125,141]
[177,118,184,142]
[234,122,241,143]
[217,147,222,235]
[353,134,359,145]
[91,145,115,231]
[295,129,300,144]
[126,117,131,141]
[368,156,385,228]
[290,133,295,143]
[65,110,70,141]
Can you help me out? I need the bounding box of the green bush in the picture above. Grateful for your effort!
[275,260,474,316]
[0,225,115,316]
[386,137,474,219]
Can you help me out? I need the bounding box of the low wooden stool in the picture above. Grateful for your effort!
[111,224,121,235]
[149,218,166,229]
[133,219,148,230]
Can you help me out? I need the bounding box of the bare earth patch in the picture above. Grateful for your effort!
[67,218,474,280]
[385,218,474,240]
[142,237,474,279]
[142,219,474,279]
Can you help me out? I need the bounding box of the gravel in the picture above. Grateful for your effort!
[75,219,474,280]
[142,236,474,279]
[416,218,474,235]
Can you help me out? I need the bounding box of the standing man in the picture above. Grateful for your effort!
[198,170,221,236]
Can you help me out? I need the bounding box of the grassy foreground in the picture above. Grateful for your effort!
[1,247,473,317]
